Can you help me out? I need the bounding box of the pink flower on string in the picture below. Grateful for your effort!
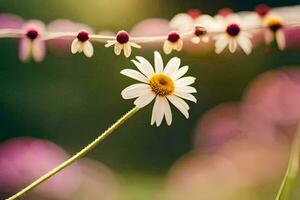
[19,20,46,62]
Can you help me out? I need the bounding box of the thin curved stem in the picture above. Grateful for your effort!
[6,106,140,200]
[275,121,300,200]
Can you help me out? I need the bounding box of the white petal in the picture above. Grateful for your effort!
[173,91,197,103]
[134,56,155,78]
[83,41,94,58]
[155,96,165,127]
[104,40,116,47]
[162,97,172,126]
[228,38,237,53]
[121,83,150,99]
[130,42,141,48]
[176,86,197,93]
[151,96,159,125]
[71,38,80,54]
[154,51,163,73]
[237,35,252,55]
[114,43,123,55]
[164,57,181,75]
[134,92,155,108]
[163,40,173,55]
[167,95,189,118]
[120,69,149,83]
[175,39,183,51]
[170,66,189,80]
[191,37,200,44]
[215,34,228,54]
[32,39,46,62]
[264,30,274,44]
[123,43,132,58]
[276,30,286,50]
[201,35,210,43]
[175,76,196,87]
[19,38,31,62]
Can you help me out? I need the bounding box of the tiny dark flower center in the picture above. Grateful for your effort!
[255,4,270,17]
[187,9,202,19]
[226,23,240,37]
[77,31,89,42]
[269,23,282,32]
[116,31,129,44]
[26,29,39,40]
[194,26,207,36]
[218,8,233,17]
[167,32,180,43]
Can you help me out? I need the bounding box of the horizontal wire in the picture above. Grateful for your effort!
[0,21,299,45]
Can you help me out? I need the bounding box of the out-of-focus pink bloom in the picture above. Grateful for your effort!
[242,68,300,132]
[19,20,46,62]
[160,151,251,200]
[72,159,120,200]
[0,13,23,29]
[162,136,289,200]
[0,137,81,199]
[130,18,171,49]
[214,8,234,21]
[47,19,94,56]
[194,102,242,149]
[130,18,171,36]
[283,27,300,49]
[218,137,289,186]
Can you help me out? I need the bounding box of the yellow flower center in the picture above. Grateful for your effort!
[265,17,283,32]
[149,74,175,96]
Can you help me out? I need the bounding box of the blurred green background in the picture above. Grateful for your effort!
[0,0,300,199]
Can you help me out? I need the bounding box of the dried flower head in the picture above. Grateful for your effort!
[71,30,94,58]
[264,15,285,50]
[105,30,141,58]
[19,20,46,62]
[163,31,183,54]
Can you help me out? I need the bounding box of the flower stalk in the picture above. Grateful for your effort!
[6,106,140,200]
[275,122,300,200]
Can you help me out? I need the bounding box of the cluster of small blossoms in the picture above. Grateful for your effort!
[0,4,299,62]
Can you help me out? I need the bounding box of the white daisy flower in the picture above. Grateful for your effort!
[163,31,183,54]
[71,30,94,58]
[264,14,285,50]
[121,51,197,126]
[214,16,253,55]
[105,30,141,58]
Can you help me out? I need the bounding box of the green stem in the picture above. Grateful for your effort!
[275,122,300,200]
[6,106,140,200]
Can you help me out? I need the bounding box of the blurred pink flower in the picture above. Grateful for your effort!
[130,18,171,49]
[194,67,300,148]
[194,102,242,149]
[160,151,247,200]
[0,137,81,199]
[19,20,46,62]
[162,137,289,200]
[72,159,120,200]
[242,68,300,134]
[0,13,23,29]
[283,27,300,49]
